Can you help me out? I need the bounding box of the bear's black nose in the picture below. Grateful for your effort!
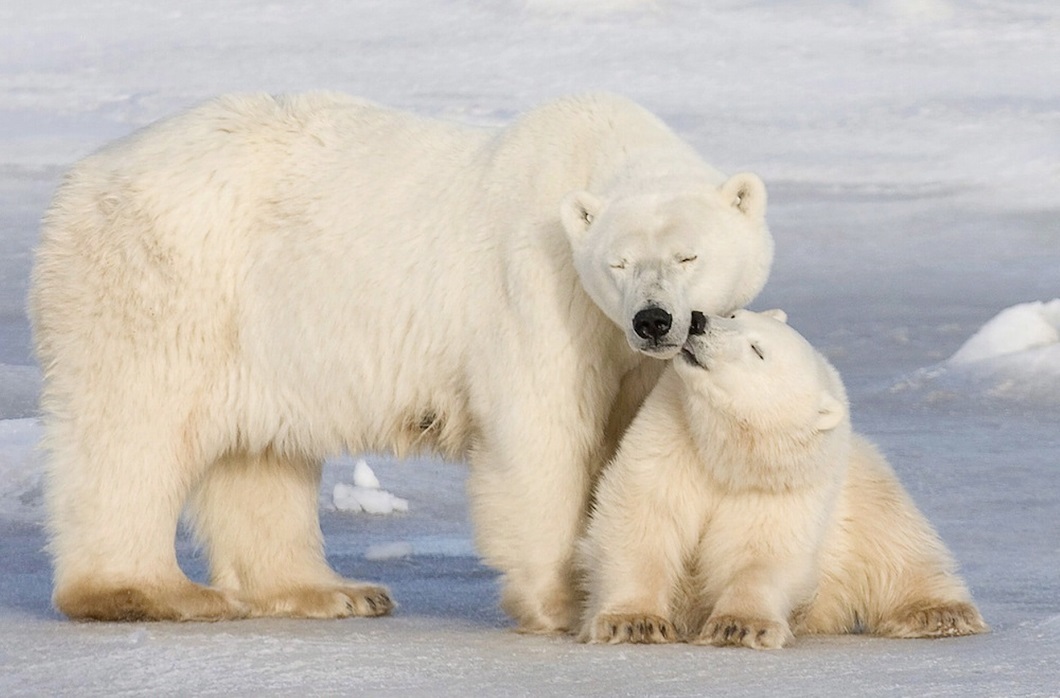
[633,307,673,340]
[689,311,707,336]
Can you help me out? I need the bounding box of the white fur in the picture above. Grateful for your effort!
[28,92,774,627]
[578,310,987,647]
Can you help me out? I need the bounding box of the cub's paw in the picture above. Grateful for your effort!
[248,583,395,619]
[583,613,677,644]
[876,600,988,638]
[695,614,791,650]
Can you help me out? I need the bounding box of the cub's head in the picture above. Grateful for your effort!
[675,309,848,437]
[561,173,774,358]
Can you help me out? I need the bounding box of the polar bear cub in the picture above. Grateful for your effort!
[578,309,987,648]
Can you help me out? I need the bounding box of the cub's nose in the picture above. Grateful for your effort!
[689,311,707,336]
[633,306,673,340]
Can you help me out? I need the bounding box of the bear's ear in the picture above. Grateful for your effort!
[720,172,766,219]
[560,190,602,243]
[760,308,788,324]
[815,393,846,432]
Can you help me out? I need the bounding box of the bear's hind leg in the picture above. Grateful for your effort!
[46,424,248,622]
[875,599,987,639]
[188,449,393,619]
[54,578,247,622]
[813,437,988,639]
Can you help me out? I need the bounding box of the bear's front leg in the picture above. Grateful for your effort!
[693,562,800,650]
[576,414,701,643]
[466,404,604,633]
[467,450,584,633]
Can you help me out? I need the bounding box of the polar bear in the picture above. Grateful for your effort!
[28,92,774,629]
[578,309,987,647]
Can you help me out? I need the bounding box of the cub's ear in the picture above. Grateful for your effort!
[720,172,766,219]
[760,308,788,324]
[560,190,603,243]
[815,393,846,432]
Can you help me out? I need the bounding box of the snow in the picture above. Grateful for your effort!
[892,300,1060,407]
[949,300,1060,366]
[1,0,1058,695]
[333,460,411,515]
[353,458,382,490]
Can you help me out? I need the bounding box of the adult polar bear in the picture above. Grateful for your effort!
[29,92,774,630]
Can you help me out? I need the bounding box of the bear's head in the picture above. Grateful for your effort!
[560,173,774,359]
[676,309,847,437]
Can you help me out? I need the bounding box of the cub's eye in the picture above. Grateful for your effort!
[751,343,765,360]
[609,260,628,270]
[677,254,698,264]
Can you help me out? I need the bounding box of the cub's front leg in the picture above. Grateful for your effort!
[693,560,796,649]
[693,532,816,649]
[576,446,700,644]
[577,504,683,644]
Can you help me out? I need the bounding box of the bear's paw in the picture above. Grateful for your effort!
[876,600,988,639]
[54,579,251,622]
[246,583,395,619]
[584,612,677,644]
[695,613,791,650]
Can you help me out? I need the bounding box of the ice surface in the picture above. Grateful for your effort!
[364,541,415,561]
[0,419,43,523]
[1,0,1057,696]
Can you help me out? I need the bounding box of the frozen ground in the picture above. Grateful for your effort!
[1,0,1058,695]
